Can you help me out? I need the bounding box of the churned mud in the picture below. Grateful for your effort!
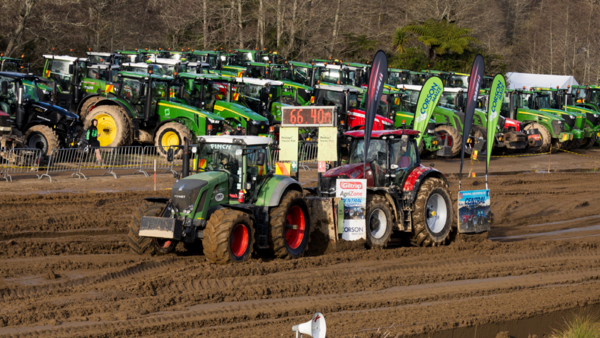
[1,168,600,336]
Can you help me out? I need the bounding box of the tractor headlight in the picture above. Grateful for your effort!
[183,205,194,215]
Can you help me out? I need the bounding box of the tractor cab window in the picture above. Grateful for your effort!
[519,93,532,109]
[390,137,418,184]
[120,78,142,103]
[289,66,311,86]
[46,60,72,93]
[0,76,17,115]
[451,75,468,89]
[1,61,19,72]
[269,85,281,103]
[315,90,342,106]
[535,94,551,109]
[321,69,341,84]
[403,90,420,113]
[152,81,168,100]
[588,89,600,105]
[246,146,269,189]
[500,93,511,117]
[87,68,101,79]
[88,55,109,64]
[388,72,405,86]
[348,139,387,186]
[197,143,243,196]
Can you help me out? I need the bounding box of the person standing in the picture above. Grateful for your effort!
[232,123,244,135]
[86,119,103,164]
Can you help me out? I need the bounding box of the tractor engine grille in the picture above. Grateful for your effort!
[171,179,208,213]
[563,114,576,129]
[586,112,599,126]
[551,120,565,135]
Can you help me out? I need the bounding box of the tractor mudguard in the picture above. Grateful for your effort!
[144,197,170,204]
[401,166,447,201]
[75,93,104,114]
[255,176,303,207]
[368,188,405,230]
[94,98,135,119]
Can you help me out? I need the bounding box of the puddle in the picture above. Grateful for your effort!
[528,214,600,227]
[490,224,600,241]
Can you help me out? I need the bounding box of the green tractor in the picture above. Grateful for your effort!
[129,135,312,264]
[572,85,600,112]
[284,61,320,88]
[244,61,313,106]
[0,54,29,73]
[175,72,271,136]
[86,71,224,154]
[502,88,572,152]
[530,87,596,149]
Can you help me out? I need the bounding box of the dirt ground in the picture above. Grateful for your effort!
[3,155,600,337]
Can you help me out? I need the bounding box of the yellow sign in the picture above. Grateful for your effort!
[275,162,291,176]
[562,134,568,141]
[45,70,51,77]
[318,127,338,161]
[394,97,400,105]
[233,93,239,101]
[278,127,298,161]
[105,84,114,93]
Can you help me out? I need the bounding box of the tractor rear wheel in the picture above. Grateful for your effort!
[85,106,131,147]
[366,194,393,248]
[127,201,166,255]
[524,123,551,153]
[203,209,254,264]
[79,96,103,122]
[434,125,461,157]
[24,125,60,156]
[269,190,311,259]
[583,132,597,149]
[155,122,192,158]
[410,178,453,247]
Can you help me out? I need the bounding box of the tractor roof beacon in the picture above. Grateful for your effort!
[312,129,456,248]
[128,136,312,264]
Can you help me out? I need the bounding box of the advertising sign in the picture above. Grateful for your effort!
[317,127,338,161]
[278,127,298,161]
[281,106,336,127]
[413,76,444,146]
[458,189,491,233]
[336,179,367,241]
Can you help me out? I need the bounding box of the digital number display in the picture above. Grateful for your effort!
[281,106,335,127]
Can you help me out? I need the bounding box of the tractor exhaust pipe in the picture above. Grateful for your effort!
[15,85,24,130]
[182,138,190,178]
[144,76,153,122]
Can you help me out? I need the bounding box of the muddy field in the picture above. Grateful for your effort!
[3,158,600,336]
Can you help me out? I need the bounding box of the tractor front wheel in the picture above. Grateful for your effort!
[155,122,192,158]
[203,209,255,264]
[583,132,598,149]
[434,125,461,157]
[269,190,311,259]
[127,201,166,255]
[524,123,551,153]
[24,125,60,156]
[366,194,393,248]
[410,178,453,247]
[85,106,131,147]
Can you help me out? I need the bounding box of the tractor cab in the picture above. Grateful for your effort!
[387,69,411,87]
[572,85,600,111]
[284,61,318,87]
[176,73,271,136]
[258,51,284,64]
[137,49,161,62]
[234,77,284,124]
[157,48,192,62]
[0,55,28,73]
[121,62,165,76]
[0,72,81,155]
[86,51,122,65]
[319,129,421,196]
[153,58,189,77]
[187,62,211,74]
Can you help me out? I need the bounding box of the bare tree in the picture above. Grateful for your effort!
[4,0,38,56]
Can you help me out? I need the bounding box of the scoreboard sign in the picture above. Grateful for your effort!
[281,106,336,127]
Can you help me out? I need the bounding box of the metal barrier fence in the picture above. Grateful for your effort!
[0,148,42,182]
[271,142,318,170]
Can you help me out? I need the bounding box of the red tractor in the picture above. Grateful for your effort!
[310,129,455,248]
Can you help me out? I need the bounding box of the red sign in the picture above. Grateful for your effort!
[318,161,327,173]
[340,181,363,189]
[281,106,335,127]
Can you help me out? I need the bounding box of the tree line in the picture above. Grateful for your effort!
[1,0,599,84]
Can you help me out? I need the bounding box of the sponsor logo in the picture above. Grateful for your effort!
[36,115,51,122]
[215,193,224,202]
[416,82,442,123]
[343,227,364,233]
[340,182,363,189]
[490,81,505,120]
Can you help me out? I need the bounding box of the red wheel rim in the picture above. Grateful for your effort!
[439,132,453,146]
[156,239,172,249]
[230,224,249,257]
[285,205,306,249]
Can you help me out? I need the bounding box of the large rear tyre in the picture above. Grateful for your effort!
[434,125,461,157]
[410,178,453,247]
[366,194,393,248]
[127,201,166,255]
[79,96,103,122]
[524,123,551,153]
[203,209,254,264]
[155,122,192,158]
[269,190,311,259]
[24,125,60,156]
[85,106,131,147]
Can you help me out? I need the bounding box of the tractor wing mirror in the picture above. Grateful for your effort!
[0,81,7,96]
[256,152,266,166]
[167,148,174,162]
[68,64,74,74]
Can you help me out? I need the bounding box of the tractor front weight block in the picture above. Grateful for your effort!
[139,216,183,240]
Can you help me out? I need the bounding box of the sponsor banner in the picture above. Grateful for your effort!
[458,189,491,233]
[317,127,337,161]
[336,179,367,241]
[460,54,485,181]
[486,74,506,168]
[413,76,444,146]
[363,51,388,167]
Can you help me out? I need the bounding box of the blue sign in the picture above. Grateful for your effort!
[458,189,491,233]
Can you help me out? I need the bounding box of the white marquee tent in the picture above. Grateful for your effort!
[506,72,579,91]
